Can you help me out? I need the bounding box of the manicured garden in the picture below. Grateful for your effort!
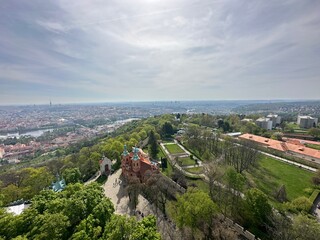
[161,159,173,177]
[178,156,196,166]
[165,143,185,154]
[186,167,203,174]
[157,146,166,159]
[245,155,315,201]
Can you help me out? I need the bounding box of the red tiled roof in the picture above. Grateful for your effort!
[239,134,320,160]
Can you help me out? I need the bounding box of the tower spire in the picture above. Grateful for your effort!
[122,145,129,156]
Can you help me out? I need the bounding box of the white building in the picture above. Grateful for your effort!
[99,156,113,175]
[297,116,318,129]
[255,118,273,130]
[6,203,30,215]
[266,114,281,127]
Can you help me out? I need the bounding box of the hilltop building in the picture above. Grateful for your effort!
[99,156,112,176]
[266,114,281,127]
[121,145,159,182]
[297,116,318,129]
[239,133,320,163]
[255,117,273,130]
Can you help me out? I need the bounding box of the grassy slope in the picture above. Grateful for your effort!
[245,155,314,201]
[165,144,185,154]
[178,156,195,166]
[186,167,203,174]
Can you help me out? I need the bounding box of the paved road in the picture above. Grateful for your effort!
[102,169,180,239]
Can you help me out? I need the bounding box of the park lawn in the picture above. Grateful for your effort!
[165,143,185,154]
[162,139,174,143]
[157,146,166,159]
[245,155,315,201]
[186,167,203,174]
[187,178,209,193]
[306,143,320,150]
[161,158,173,177]
[179,156,195,166]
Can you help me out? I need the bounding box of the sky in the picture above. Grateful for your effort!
[0,0,320,105]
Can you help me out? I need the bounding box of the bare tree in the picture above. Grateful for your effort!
[223,140,259,173]
[127,178,141,210]
[275,185,287,203]
[204,161,224,203]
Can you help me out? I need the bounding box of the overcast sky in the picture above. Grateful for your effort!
[0,0,319,104]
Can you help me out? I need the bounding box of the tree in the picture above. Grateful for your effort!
[127,178,141,210]
[168,189,217,238]
[28,212,70,240]
[286,196,312,213]
[131,215,161,240]
[312,169,320,185]
[272,132,283,141]
[62,168,81,184]
[223,141,259,173]
[268,212,293,240]
[0,176,161,240]
[161,122,174,138]
[148,130,159,159]
[224,167,245,216]
[308,128,320,139]
[172,169,187,189]
[144,174,181,217]
[291,214,320,240]
[103,215,160,240]
[275,185,287,203]
[204,162,223,204]
[243,188,272,227]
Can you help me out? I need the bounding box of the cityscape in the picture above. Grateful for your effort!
[1,0,320,240]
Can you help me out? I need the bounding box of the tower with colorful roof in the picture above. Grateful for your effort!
[121,145,159,182]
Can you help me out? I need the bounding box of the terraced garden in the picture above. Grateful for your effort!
[165,143,185,154]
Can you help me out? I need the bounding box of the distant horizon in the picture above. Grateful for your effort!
[1,98,320,107]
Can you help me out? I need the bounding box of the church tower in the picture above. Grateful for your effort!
[132,147,141,173]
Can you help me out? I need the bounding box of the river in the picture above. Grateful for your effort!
[0,129,54,139]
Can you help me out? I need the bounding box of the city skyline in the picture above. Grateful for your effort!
[1,0,320,104]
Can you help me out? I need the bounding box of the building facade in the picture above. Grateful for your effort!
[121,145,159,182]
[99,156,112,175]
[266,114,281,128]
[297,116,318,129]
[255,117,273,130]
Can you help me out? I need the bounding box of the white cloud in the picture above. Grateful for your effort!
[0,0,320,104]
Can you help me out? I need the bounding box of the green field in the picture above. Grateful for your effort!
[245,156,315,201]
[165,144,185,154]
[186,178,209,193]
[186,167,203,174]
[178,156,195,166]
[161,158,173,177]
[157,146,166,159]
[306,143,320,150]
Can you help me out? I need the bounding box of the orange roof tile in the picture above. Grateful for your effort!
[239,134,320,160]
